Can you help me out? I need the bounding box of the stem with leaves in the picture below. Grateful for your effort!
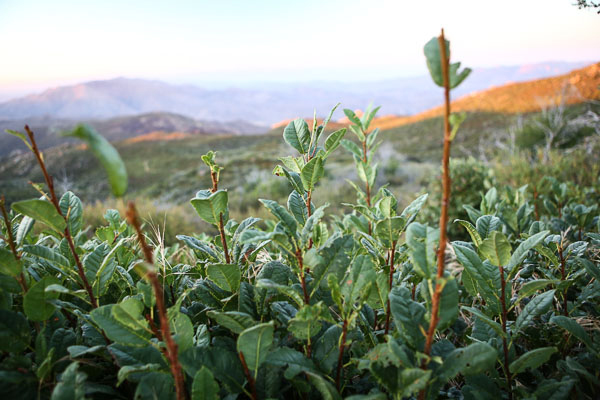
[24,125,98,308]
[0,196,28,293]
[558,237,568,316]
[499,265,513,400]
[384,239,397,335]
[422,29,452,361]
[335,318,349,391]
[126,202,187,400]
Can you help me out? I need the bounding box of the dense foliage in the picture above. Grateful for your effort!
[1,33,599,400]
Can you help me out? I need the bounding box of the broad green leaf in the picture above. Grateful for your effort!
[401,368,431,398]
[59,191,83,234]
[283,118,310,154]
[265,347,318,379]
[0,310,31,353]
[117,364,161,386]
[23,244,71,269]
[438,276,459,330]
[453,244,498,311]
[300,156,325,191]
[206,311,255,334]
[5,128,33,151]
[324,128,347,157]
[462,306,506,338]
[24,276,60,321]
[310,234,354,296]
[506,230,549,272]
[340,255,375,313]
[134,372,175,400]
[509,347,557,374]
[237,322,274,379]
[0,247,21,277]
[362,105,381,131]
[454,219,482,247]
[512,279,558,309]
[390,287,427,348]
[406,222,438,278]
[12,199,66,233]
[192,367,219,400]
[475,215,501,239]
[288,302,332,340]
[374,216,406,248]
[190,190,228,226]
[50,362,87,400]
[206,264,240,293]
[168,309,194,352]
[479,231,511,267]
[515,290,555,333]
[63,124,128,196]
[259,199,297,236]
[305,371,342,400]
[438,342,497,382]
[343,109,363,129]
[399,193,428,225]
[424,36,471,88]
[341,138,363,159]
[550,315,595,351]
[90,304,152,347]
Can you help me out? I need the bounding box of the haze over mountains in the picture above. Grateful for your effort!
[0,62,589,124]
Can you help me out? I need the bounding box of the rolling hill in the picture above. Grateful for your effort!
[0,62,590,124]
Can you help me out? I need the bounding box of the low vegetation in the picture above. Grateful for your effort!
[1,32,599,400]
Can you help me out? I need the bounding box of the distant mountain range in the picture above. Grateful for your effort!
[0,112,264,157]
[0,62,592,124]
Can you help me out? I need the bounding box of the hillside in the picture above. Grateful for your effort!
[0,112,265,156]
[0,62,589,124]
[365,63,600,130]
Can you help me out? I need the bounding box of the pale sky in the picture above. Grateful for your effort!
[0,0,598,99]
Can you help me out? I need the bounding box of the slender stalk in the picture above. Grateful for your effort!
[422,28,452,360]
[24,125,97,308]
[306,190,314,249]
[0,196,28,293]
[335,318,349,391]
[295,250,310,305]
[558,239,568,316]
[499,265,513,400]
[384,240,397,335]
[209,168,230,264]
[361,136,373,235]
[239,352,258,400]
[126,202,187,400]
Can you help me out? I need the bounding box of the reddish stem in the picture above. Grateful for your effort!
[24,126,97,308]
[127,203,187,400]
[218,213,231,264]
[384,240,397,335]
[500,265,513,400]
[0,197,28,293]
[295,250,310,305]
[239,352,258,400]
[335,319,348,391]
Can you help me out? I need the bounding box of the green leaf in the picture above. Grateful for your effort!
[375,216,406,248]
[438,276,459,330]
[260,199,297,236]
[399,193,428,226]
[59,191,83,234]
[134,372,175,400]
[390,287,427,348]
[550,316,595,351]
[0,247,21,277]
[237,322,274,379]
[475,215,501,239]
[506,230,549,272]
[288,302,331,340]
[341,255,376,313]
[438,342,497,382]
[63,124,128,196]
[265,347,318,379]
[0,310,31,353]
[509,347,557,374]
[305,371,342,400]
[24,276,60,321]
[462,306,506,338]
[206,311,255,334]
[12,199,66,233]
[324,128,347,157]
[283,118,310,154]
[513,279,558,308]
[5,129,33,151]
[341,138,363,159]
[300,156,325,191]
[168,309,194,352]
[310,234,354,297]
[206,264,241,293]
[515,290,555,333]
[190,190,228,226]
[90,304,152,347]
[453,244,499,312]
[479,231,511,267]
[343,109,363,129]
[406,222,438,278]
[117,364,161,386]
[192,367,220,400]
[401,368,432,398]
[50,362,87,400]
[454,219,482,247]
